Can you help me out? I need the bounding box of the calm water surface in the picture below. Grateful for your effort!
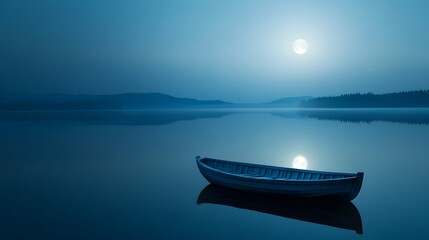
[1,109,429,239]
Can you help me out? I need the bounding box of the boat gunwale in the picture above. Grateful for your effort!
[197,157,359,182]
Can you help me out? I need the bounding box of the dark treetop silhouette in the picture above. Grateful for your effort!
[300,90,429,108]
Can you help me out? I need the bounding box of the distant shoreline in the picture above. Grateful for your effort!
[1,90,428,111]
[2,107,429,113]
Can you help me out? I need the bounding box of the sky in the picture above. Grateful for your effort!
[1,0,429,102]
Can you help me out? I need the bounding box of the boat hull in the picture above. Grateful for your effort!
[196,157,363,201]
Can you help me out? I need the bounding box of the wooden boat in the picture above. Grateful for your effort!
[196,156,364,201]
[197,184,363,234]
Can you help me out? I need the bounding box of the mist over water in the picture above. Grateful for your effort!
[1,109,429,239]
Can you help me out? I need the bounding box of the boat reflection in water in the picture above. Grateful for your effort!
[197,184,363,234]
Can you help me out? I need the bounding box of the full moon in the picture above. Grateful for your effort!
[293,39,308,55]
[293,155,308,169]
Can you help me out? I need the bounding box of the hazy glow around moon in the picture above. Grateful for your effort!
[293,39,308,55]
[293,155,308,169]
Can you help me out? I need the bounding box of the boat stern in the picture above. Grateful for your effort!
[347,172,364,201]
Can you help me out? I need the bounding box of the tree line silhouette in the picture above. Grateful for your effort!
[300,90,429,108]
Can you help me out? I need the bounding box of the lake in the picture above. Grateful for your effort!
[1,109,429,239]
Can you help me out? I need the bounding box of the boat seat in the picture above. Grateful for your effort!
[252,176,271,179]
[238,173,261,177]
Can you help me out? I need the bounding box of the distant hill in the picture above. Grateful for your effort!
[265,96,313,107]
[0,93,231,111]
[300,90,429,108]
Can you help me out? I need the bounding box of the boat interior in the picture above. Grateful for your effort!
[201,158,355,181]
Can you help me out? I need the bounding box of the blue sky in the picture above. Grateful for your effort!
[1,0,429,102]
